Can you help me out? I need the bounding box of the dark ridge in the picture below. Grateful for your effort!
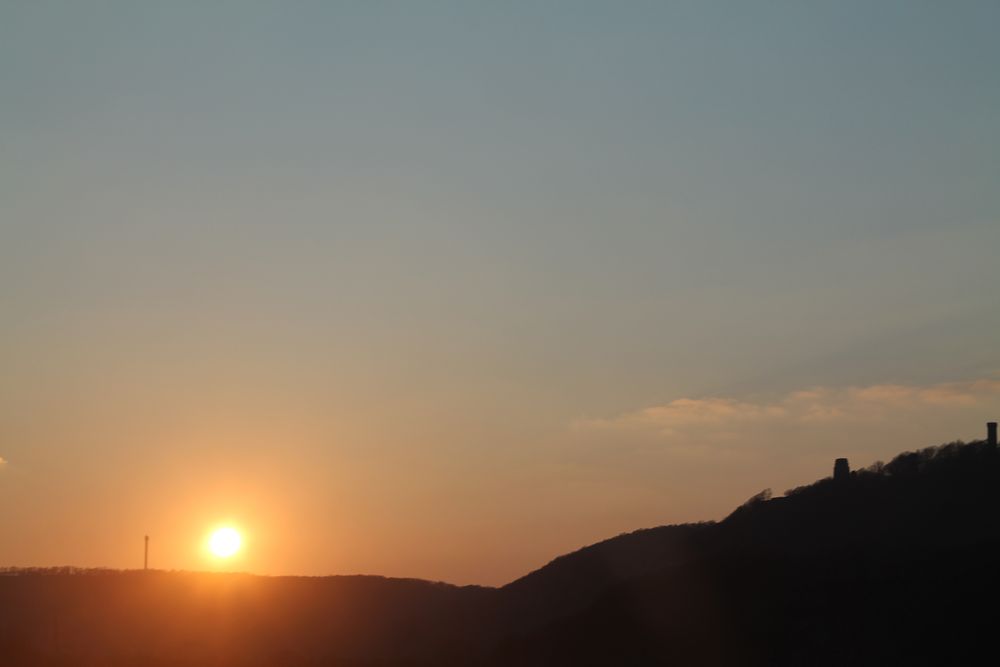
[490,437,1000,666]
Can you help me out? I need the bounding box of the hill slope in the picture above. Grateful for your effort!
[492,438,1000,665]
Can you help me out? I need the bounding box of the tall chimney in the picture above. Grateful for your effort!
[144,535,149,570]
[989,422,998,447]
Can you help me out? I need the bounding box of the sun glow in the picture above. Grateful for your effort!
[208,526,242,558]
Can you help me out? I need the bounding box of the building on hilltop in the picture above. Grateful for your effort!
[833,458,850,482]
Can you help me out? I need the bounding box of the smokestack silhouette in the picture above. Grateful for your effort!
[989,422,997,447]
[833,458,850,482]
[144,535,149,570]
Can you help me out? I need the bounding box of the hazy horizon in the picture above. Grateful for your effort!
[2,1,999,586]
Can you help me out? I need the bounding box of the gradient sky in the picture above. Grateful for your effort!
[2,1,999,585]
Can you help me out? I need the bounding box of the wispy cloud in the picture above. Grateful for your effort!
[578,378,1000,441]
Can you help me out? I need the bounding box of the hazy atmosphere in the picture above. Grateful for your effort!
[2,1,998,586]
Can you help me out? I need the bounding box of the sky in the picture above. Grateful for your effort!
[1,1,999,586]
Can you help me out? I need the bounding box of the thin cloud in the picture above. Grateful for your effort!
[579,378,1000,439]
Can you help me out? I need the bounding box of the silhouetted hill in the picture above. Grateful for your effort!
[3,437,999,666]
[491,438,1000,665]
[0,571,499,666]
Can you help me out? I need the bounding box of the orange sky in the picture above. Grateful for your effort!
[2,372,999,584]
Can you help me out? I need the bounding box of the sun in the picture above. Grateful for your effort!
[208,526,242,558]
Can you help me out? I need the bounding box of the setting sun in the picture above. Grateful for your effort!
[208,527,242,558]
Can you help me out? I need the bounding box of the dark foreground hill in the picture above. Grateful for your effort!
[3,437,999,666]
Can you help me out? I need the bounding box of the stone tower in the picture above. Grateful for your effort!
[833,458,850,482]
